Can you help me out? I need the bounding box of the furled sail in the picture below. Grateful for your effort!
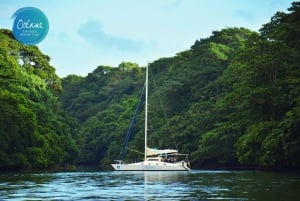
[146,147,178,156]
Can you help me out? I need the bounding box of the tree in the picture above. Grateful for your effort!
[0,29,78,170]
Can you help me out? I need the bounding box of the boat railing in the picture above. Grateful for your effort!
[114,160,125,164]
[155,153,189,163]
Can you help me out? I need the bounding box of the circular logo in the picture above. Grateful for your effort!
[12,7,49,45]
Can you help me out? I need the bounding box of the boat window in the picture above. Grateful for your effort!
[147,158,159,161]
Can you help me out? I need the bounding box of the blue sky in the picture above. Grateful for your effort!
[0,0,293,77]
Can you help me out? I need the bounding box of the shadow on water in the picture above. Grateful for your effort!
[0,170,300,200]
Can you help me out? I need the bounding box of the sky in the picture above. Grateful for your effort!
[0,0,294,77]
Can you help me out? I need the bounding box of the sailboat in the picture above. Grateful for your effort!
[111,65,191,171]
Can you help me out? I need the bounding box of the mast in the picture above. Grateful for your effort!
[144,64,148,161]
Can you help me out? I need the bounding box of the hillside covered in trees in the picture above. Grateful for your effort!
[0,30,78,170]
[0,2,299,170]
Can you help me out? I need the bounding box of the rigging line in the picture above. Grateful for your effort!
[119,82,146,161]
[126,147,144,155]
[148,66,178,150]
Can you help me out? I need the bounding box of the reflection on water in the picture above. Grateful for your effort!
[0,170,299,200]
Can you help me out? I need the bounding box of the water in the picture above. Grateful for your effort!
[0,170,299,200]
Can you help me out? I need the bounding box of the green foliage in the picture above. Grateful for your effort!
[59,3,300,170]
[1,2,299,171]
[0,29,78,170]
[60,63,145,166]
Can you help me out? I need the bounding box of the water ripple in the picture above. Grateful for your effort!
[0,170,299,200]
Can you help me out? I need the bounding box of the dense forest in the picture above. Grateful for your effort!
[0,30,78,170]
[0,2,299,170]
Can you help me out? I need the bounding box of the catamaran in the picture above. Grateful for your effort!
[111,65,191,171]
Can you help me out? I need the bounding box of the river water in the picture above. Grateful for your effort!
[0,170,299,200]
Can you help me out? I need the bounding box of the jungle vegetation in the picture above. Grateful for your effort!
[0,2,299,170]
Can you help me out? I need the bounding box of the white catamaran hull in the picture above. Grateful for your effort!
[111,161,191,171]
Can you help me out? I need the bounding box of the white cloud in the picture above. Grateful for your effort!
[78,20,143,53]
